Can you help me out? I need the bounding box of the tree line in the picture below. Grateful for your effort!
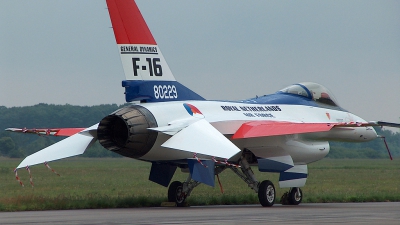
[0,103,399,159]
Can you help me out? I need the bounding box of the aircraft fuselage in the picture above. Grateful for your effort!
[115,100,377,164]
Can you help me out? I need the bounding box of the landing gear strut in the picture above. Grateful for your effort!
[230,156,276,207]
[168,166,227,207]
[168,157,303,207]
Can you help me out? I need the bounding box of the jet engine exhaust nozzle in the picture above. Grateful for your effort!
[97,105,158,159]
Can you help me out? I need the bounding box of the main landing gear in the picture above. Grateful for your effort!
[167,157,303,207]
[167,181,187,207]
[230,156,277,207]
[168,166,226,207]
[167,179,200,207]
[258,180,276,207]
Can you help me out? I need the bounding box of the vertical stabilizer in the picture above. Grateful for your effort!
[106,0,204,102]
[107,0,174,81]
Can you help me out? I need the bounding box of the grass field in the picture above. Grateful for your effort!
[0,158,399,211]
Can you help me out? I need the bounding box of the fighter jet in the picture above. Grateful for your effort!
[8,0,400,207]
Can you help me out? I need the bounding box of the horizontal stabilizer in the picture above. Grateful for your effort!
[279,165,308,188]
[6,128,85,137]
[16,124,98,169]
[161,119,240,159]
[233,121,334,139]
[188,159,215,187]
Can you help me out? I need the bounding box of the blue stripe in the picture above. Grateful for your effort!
[242,93,346,111]
[279,172,308,182]
[257,159,293,173]
[122,80,205,103]
[242,93,317,106]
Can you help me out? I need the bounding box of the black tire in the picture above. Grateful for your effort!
[289,188,302,205]
[168,181,186,207]
[258,180,275,207]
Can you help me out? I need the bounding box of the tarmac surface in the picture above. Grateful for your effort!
[1,202,399,225]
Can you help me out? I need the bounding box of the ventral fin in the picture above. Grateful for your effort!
[188,159,215,187]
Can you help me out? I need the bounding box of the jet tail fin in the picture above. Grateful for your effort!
[106,0,204,102]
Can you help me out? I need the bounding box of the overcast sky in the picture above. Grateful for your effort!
[1,0,399,124]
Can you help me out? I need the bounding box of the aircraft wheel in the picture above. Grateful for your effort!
[168,181,186,207]
[289,187,302,205]
[258,180,275,207]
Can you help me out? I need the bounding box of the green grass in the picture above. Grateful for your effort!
[0,158,399,211]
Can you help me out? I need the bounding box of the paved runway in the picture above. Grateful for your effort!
[1,202,399,225]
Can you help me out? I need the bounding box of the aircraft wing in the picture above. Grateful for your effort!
[6,128,85,137]
[232,120,400,139]
[16,124,98,169]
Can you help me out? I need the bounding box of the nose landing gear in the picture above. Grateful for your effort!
[289,187,303,205]
[280,187,303,205]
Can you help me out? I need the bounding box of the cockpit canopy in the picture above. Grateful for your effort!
[278,82,339,107]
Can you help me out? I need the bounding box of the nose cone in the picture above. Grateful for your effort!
[361,127,378,142]
[351,114,378,142]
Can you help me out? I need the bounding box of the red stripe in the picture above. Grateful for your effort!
[55,128,85,136]
[233,121,334,139]
[106,0,156,44]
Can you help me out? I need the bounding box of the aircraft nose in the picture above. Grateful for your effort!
[362,127,378,141]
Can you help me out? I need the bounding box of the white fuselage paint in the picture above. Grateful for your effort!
[135,101,377,164]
